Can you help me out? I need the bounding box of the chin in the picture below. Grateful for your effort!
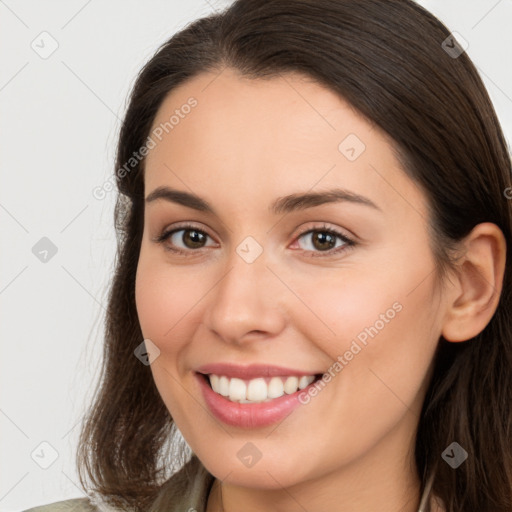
[197,447,316,490]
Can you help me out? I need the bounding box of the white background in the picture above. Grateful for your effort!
[1,1,511,510]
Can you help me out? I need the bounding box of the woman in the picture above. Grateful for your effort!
[25,0,512,511]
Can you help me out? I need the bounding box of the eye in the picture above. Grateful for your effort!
[291,223,356,257]
[153,223,216,254]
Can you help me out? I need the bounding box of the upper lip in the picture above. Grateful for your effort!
[195,363,322,380]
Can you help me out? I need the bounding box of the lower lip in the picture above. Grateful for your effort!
[195,373,319,428]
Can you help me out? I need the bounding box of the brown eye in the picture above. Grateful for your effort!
[296,228,352,254]
[310,231,337,251]
[155,224,216,253]
[179,229,208,249]
[290,223,357,258]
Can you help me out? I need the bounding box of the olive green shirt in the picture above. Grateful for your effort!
[23,455,214,512]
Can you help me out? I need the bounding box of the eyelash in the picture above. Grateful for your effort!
[154,222,356,258]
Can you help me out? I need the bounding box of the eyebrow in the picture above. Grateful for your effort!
[145,186,381,215]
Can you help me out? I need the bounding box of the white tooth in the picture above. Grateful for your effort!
[298,375,315,390]
[209,374,220,393]
[218,376,230,396]
[211,375,316,402]
[229,378,247,401]
[284,376,299,394]
[247,378,268,401]
[267,377,285,398]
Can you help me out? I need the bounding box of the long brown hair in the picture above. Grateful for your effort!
[77,1,512,510]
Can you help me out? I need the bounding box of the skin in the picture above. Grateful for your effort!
[135,67,506,512]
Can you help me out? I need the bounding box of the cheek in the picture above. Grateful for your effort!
[292,252,439,406]
[135,253,200,348]
[284,264,407,360]
[304,235,440,365]
[134,255,203,419]
[286,271,438,470]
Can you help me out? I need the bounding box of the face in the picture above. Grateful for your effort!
[135,68,447,490]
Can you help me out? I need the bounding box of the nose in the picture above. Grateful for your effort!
[203,246,287,345]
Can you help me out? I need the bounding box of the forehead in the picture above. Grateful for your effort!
[143,68,427,219]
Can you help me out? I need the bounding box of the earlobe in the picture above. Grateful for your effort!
[441,222,507,343]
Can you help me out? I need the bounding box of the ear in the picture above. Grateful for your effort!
[441,222,507,343]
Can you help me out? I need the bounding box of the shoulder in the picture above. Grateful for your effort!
[23,497,98,512]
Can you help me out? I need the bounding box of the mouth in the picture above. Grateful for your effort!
[194,364,327,428]
[197,372,324,404]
